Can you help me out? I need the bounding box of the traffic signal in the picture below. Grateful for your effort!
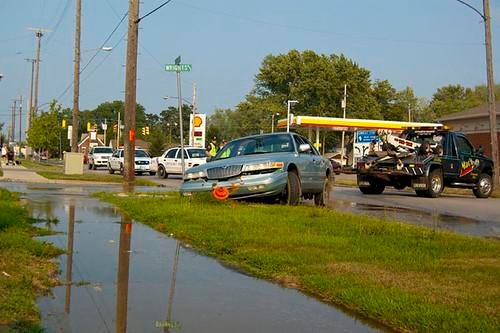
[145,126,150,135]
[113,123,118,132]
[141,127,146,135]
[93,123,98,131]
[87,122,91,132]
[61,119,66,128]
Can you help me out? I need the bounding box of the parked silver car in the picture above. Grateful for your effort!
[180,133,333,205]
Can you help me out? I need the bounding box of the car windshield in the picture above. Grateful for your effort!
[215,134,294,159]
[134,150,149,158]
[187,149,207,158]
[93,147,113,154]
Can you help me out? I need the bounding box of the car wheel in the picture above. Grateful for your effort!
[473,173,493,198]
[281,171,301,206]
[314,175,333,206]
[158,166,166,179]
[422,169,443,198]
[108,164,114,174]
[88,162,93,170]
[120,163,124,174]
[359,180,385,195]
[92,163,97,170]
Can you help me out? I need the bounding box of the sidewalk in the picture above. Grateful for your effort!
[0,164,49,183]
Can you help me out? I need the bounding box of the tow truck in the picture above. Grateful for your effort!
[276,115,495,198]
[356,129,494,198]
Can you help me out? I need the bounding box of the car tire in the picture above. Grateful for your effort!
[473,173,493,198]
[108,164,114,174]
[88,163,93,170]
[92,163,97,170]
[421,169,443,198]
[281,171,301,206]
[314,175,333,206]
[158,166,167,179]
[359,180,385,195]
[120,163,124,174]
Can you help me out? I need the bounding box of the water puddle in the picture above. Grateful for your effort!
[330,200,499,238]
[0,183,382,333]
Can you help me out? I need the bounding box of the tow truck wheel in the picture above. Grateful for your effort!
[281,171,301,205]
[359,181,385,195]
[314,175,333,206]
[421,169,443,198]
[473,173,493,198]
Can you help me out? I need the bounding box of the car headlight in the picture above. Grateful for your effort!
[184,170,207,180]
[242,161,284,172]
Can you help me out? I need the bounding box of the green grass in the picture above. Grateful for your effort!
[36,171,157,186]
[0,188,62,331]
[97,192,500,332]
[20,160,63,172]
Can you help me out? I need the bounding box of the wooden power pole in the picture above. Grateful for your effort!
[71,0,82,152]
[123,0,140,189]
[483,0,498,186]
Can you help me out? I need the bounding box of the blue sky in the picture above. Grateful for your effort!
[1,0,499,138]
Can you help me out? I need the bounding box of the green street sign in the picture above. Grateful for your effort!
[165,64,192,72]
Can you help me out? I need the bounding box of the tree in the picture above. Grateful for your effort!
[27,101,66,157]
[427,84,478,119]
[159,105,191,145]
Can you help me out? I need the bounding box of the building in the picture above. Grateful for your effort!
[438,101,500,159]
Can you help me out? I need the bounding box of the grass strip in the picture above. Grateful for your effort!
[37,171,157,186]
[97,192,500,332]
[0,188,62,331]
[20,160,63,172]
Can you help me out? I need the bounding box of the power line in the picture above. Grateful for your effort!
[57,11,128,101]
[136,0,174,23]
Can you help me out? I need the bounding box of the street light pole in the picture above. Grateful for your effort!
[286,100,298,133]
[455,0,498,186]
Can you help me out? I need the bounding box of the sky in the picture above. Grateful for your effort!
[1,0,499,140]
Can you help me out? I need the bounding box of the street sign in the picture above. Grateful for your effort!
[356,130,378,143]
[165,64,192,72]
[175,56,181,65]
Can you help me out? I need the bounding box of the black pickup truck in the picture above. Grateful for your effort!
[356,130,495,198]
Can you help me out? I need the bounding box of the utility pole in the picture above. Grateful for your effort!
[117,112,121,148]
[408,103,411,122]
[341,84,347,166]
[190,83,196,146]
[71,0,81,153]
[123,0,140,189]
[11,100,17,143]
[483,0,498,186]
[25,59,35,130]
[28,28,48,116]
[18,95,23,143]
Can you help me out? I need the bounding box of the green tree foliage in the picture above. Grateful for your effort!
[27,101,67,157]
[147,126,167,157]
[158,105,191,145]
[77,100,148,144]
[426,84,500,120]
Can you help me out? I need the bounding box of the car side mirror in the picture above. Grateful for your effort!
[298,144,311,153]
[475,146,484,155]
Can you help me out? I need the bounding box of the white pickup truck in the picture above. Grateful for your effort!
[151,146,207,178]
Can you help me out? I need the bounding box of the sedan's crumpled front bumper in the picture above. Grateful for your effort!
[180,170,288,199]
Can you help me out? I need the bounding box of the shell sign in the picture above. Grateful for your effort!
[189,113,206,148]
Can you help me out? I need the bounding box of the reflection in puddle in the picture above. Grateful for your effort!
[0,183,381,333]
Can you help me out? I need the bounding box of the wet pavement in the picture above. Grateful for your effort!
[331,187,500,239]
[0,182,381,333]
